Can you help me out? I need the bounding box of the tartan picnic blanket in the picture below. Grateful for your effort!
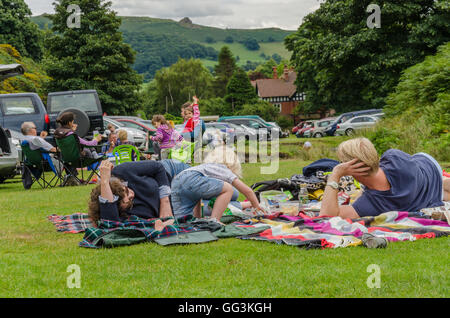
[48,213,94,234]
[239,211,450,249]
[79,215,198,248]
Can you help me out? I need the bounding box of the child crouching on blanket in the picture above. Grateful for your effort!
[171,146,266,222]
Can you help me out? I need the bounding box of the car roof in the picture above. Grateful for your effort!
[0,64,25,81]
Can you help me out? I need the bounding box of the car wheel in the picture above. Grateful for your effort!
[314,132,323,138]
[345,128,355,136]
[56,108,90,138]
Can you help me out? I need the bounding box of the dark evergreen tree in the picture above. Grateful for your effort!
[212,46,237,97]
[44,0,143,115]
[225,67,258,112]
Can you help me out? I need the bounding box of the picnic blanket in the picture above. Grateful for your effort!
[239,211,450,249]
[47,213,269,248]
[48,213,94,234]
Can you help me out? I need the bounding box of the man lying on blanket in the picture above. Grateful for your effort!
[88,160,189,228]
[320,138,450,219]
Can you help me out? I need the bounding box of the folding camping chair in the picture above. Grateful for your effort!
[169,141,196,163]
[55,134,105,186]
[113,144,141,165]
[20,141,63,189]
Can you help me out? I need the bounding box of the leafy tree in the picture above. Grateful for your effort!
[237,100,279,122]
[0,0,43,60]
[225,67,258,112]
[285,0,450,114]
[205,36,216,43]
[243,38,260,51]
[199,97,232,116]
[212,46,237,97]
[271,53,282,64]
[224,36,234,44]
[154,58,213,115]
[369,42,450,161]
[44,0,143,115]
[253,58,278,78]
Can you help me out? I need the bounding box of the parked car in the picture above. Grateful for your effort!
[0,64,26,183]
[303,117,337,138]
[335,115,380,136]
[114,118,156,135]
[47,90,104,139]
[0,125,20,183]
[295,121,315,138]
[0,92,50,137]
[103,117,147,149]
[324,109,383,136]
[218,115,279,139]
[205,122,237,143]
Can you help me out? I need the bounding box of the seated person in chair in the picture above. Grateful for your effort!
[54,112,103,159]
[21,122,63,188]
[320,137,450,219]
[101,131,118,155]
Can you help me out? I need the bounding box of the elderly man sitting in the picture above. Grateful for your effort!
[21,122,63,188]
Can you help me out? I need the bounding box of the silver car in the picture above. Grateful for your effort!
[335,115,380,136]
[303,117,337,138]
[0,126,20,183]
[103,117,147,149]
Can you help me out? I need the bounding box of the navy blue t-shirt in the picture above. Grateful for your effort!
[352,149,443,217]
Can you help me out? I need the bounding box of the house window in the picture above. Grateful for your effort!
[274,103,282,113]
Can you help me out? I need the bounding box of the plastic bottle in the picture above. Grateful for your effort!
[298,183,310,210]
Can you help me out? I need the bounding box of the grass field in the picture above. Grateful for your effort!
[1,136,449,298]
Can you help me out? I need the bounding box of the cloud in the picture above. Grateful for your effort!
[25,0,320,30]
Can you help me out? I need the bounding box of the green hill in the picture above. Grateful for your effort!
[31,15,293,81]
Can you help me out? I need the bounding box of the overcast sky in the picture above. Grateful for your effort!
[25,0,323,30]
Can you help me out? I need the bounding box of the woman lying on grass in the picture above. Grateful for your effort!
[171,146,267,223]
[88,159,189,229]
[320,137,450,219]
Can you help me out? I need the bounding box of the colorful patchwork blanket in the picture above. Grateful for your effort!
[239,211,450,249]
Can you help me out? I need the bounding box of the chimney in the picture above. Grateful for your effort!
[283,67,289,81]
[272,66,278,79]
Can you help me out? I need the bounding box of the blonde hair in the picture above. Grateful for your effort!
[203,146,242,178]
[117,129,128,141]
[337,138,379,174]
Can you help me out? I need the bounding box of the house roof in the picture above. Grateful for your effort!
[254,71,298,98]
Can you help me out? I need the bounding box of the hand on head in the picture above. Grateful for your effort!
[333,158,371,178]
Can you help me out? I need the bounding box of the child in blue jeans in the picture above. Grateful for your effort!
[171,146,265,221]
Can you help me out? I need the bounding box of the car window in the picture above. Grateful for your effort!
[351,117,365,123]
[121,121,145,131]
[1,97,36,115]
[50,93,99,113]
[364,117,375,122]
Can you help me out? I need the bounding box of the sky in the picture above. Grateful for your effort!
[25,0,323,30]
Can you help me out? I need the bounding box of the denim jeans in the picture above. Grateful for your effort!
[171,170,225,217]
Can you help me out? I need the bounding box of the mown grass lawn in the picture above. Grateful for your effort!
[1,137,449,298]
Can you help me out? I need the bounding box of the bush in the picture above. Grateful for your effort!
[368,43,450,161]
[277,116,294,130]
